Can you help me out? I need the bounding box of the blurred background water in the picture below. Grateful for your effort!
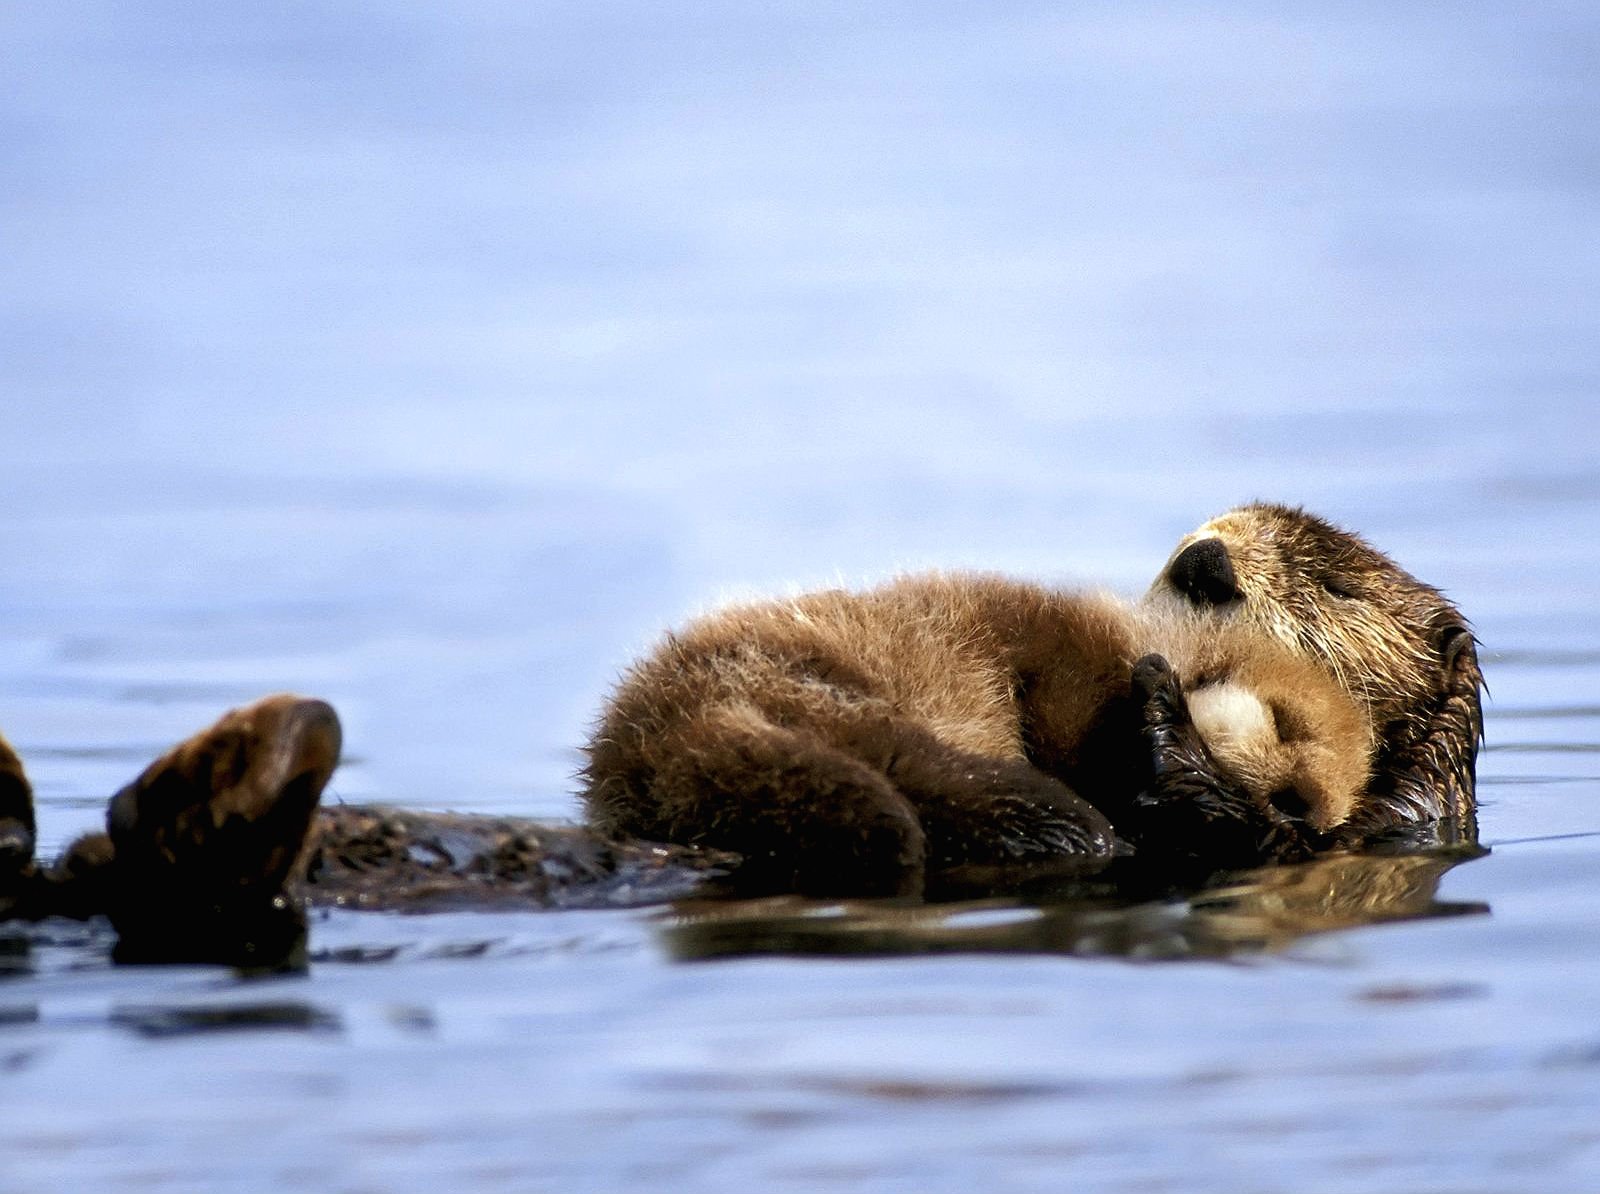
[2,3,1598,1192]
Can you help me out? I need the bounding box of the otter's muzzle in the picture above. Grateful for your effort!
[1168,538,1241,607]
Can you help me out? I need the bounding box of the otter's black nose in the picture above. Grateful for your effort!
[1168,538,1240,606]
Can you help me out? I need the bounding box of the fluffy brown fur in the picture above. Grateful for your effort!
[583,570,1376,893]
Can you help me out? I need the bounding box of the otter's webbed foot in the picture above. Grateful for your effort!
[1129,654,1312,868]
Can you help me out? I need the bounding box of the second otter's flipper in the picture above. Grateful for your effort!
[1130,655,1316,868]
[81,695,341,965]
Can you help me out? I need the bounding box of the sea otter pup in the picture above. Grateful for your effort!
[583,505,1481,893]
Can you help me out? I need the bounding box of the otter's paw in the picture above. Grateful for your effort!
[1130,653,1215,791]
[925,784,1117,869]
[1131,653,1187,730]
[1128,656,1307,865]
[989,791,1117,861]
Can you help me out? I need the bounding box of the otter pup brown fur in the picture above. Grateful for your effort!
[583,505,1481,893]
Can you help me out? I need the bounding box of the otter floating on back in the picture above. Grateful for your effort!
[584,504,1482,894]
[0,504,1482,961]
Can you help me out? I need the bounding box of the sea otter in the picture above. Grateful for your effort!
[583,504,1481,893]
[0,504,1481,949]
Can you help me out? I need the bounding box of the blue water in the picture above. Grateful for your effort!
[3,4,1599,1191]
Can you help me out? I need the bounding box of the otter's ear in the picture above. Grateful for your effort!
[1439,625,1485,747]
[1439,625,1480,688]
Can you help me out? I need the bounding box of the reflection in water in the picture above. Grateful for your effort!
[660,844,1489,962]
[0,932,30,982]
[109,1001,341,1039]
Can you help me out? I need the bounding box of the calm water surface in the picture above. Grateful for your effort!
[4,5,1600,1192]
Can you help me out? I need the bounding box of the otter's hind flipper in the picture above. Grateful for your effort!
[95,695,342,965]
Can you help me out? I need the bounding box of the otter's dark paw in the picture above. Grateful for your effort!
[1131,653,1190,732]
[979,790,1118,863]
[1128,657,1309,866]
[730,786,927,899]
[1130,653,1211,791]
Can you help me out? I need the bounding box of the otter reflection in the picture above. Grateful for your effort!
[659,838,1488,962]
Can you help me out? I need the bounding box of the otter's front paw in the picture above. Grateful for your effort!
[1129,654,1304,865]
[1131,652,1180,709]
[1130,653,1204,784]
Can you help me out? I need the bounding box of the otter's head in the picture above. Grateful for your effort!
[1146,504,1482,827]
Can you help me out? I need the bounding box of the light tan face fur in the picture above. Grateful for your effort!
[1145,504,1460,745]
[1139,597,1376,832]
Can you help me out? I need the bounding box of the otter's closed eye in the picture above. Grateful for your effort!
[1320,575,1359,599]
